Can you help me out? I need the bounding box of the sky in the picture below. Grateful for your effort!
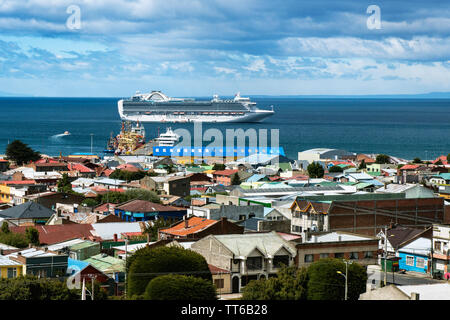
[0,0,449,97]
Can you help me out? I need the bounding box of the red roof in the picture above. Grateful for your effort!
[208,264,230,274]
[35,159,61,164]
[0,180,36,185]
[116,164,140,172]
[159,216,217,237]
[399,164,420,170]
[433,156,449,165]
[94,203,116,212]
[10,224,100,245]
[115,199,185,212]
[213,169,238,176]
[68,162,94,173]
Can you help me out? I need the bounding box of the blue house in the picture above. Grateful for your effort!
[114,199,186,221]
[398,237,431,274]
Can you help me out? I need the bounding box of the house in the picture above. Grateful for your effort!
[114,199,187,222]
[0,256,24,278]
[66,263,119,296]
[159,195,190,207]
[158,216,244,240]
[7,247,68,278]
[359,284,418,300]
[431,224,450,276]
[397,237,431,274]
[375,184,436,198]
[0,201,55,226]
[140,175,190,197]
[188,203,265,221]
[212,170,253,186]
[82,253,125,285]
[10,224,101,245]
[298,148,355,163]
[295,231,379,268]
[429,173,450,186]
[46,239,101,260]
[23,191,85,211]
[191,231,297,293]
[209,264,232,295]
[290,199,331,236]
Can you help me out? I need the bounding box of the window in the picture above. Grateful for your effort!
[246,257,262,270]
[304,254,314,263]
[406,255,414,266]
[7,268,17,278]
[214,279,224,289]
[364,251,374,259]
[416,257,425,269]
[435,241,442,251]
[320,253,329,259]
[334,253,345,259]
[349,252,359,260]
[273,255,290,268]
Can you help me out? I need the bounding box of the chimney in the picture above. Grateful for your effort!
[184,216,189,229]
[337,235,342,242]
[113,233,118,242]
[410,292,420,300]
[44,247,48,252]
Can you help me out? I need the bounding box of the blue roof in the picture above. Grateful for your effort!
[246,174,267,182]
[153,146,285,157]
[439,173,450,180]
[67,258,89,275]
[360,179,384,186]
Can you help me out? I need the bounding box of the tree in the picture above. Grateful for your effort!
[358,159,366,170]
[127,246,212,298]
[212,163,225,171]
[1,221,10,234]
[144,274,217,300]
[413,157,422,164]
[375,154,390,164]
[306,258,367,300]
[0,276,80,300]
[25,227,40,246]
[231,173,241,185]
[5,140,41,165]
[242,265,308,300]
[328,165,344,173]
[435,159,443,166]
[57,173,73,193]
[0,230,29,248]
[307,162,324,178]
[82,198,99,207]
[143,218,175,242]
[96,188,160,204]
[109,169,146,182]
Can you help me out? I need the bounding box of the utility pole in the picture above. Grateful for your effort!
[124,235,128,299]
[337,260,349,300]
[91,276,94,301]
[384,225,388,286]
[81,277,86,300]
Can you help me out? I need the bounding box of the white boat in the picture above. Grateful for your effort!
[154,127,180,147]
[118,91,274,123]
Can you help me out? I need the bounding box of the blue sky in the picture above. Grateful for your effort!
[0,0,449,97]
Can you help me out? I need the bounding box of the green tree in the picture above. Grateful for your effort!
[1,221,10,234]
[127,246,212,298]
[306,258,367,300]
[57,173,73,193]
[231,173,241,185]
[307,162,324,178]
[143,218,175,241]
[413,157,422,164]
[212,163,225,171]
[242,265,308,300]
[0,276,80,300]
[109,169,146,182]
[82,198,99,207]
[328,165,344,173]
[25,227,40,246]
[358,159,367,170]
[97,188,160,205]
[5,140,41,166]
[0,230,29,248]
[375,154,390,164]
[144,274,217,300]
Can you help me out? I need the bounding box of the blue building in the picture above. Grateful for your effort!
[398,237,431,274]
[114,199,186,222]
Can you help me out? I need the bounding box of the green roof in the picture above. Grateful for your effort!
[186,167,206,173]
[355,182,374,190]
[278,162,291,171]
[70,241,99,250]
[367,171,381,176]
[83,254,125,273]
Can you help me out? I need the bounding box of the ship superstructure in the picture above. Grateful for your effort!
[118,91,274,123]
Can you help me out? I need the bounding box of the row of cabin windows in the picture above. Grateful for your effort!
[304,251,374,262]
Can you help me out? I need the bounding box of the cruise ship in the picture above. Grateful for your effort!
[118,91,274,123]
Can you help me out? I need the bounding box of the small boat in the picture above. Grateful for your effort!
[63,131,71,135]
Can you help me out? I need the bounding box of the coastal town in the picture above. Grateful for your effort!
[1,135,449,301]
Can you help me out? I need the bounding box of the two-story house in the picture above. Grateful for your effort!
[191,231,297,293]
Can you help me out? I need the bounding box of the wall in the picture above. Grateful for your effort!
[191,236,233,272]
[257,220,291,233]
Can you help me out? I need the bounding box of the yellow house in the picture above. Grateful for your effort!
[0,183,11,204]
[0,257,24,279]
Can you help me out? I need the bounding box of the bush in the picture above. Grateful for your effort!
[0,231,29,248]
[127,246,212,297]
[306,258,367,300]
[307,162,324,178]
[242,265,308,300]
[144,274,217,300]
[0,276,80,300]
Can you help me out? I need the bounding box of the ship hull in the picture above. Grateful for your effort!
[118,100,274,123]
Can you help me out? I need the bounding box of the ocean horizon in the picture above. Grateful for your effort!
[2,97,449,161]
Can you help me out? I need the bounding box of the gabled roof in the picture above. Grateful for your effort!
[159,216,218,237]
[0,201,54,219]
[205,231,296,258]
[385,225,431,250]
[115,199,184,213]
[213,169,238,176]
